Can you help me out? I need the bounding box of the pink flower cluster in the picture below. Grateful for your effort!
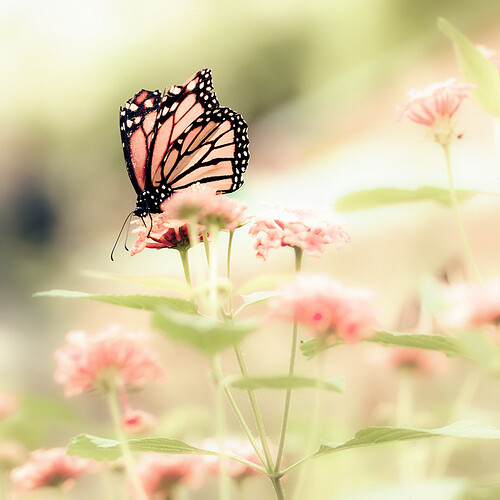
[10,448,97,497]
[440,278,500,328]
[163,183,247,231]
[131,217,191,255]
[54,325,166,397]
[269,274,378,343]
[249,204,350,260]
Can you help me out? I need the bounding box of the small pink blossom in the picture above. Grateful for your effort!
[440,278,500,328]
[372,347,451,373]
[269,274,378,343]
[54,325,166,397]
[10,448,96,497]
[398,78,474,145]
[136,453,204,498]
[477,44,500,71]
[131,216,193,255]
[249,204,350,260]
[0,393,18,420]
[200,438,264,481]
[122,409,157,434]
[161,184,247,231]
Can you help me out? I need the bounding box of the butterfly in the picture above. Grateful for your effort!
[119,68,249,219]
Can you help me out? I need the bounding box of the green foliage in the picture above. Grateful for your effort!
[455,330,500,375]
[233,291,277,318]
[438,18,500,117]
[419,275,448,316]
[315,420,500,457]
[334,186,484,213]
[153,307,258,355]
[68,434,214,461]
[300,331,462,359]
[34,289,197,314]
[226,375,345,392]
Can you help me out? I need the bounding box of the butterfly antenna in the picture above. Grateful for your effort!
[123,212,135,251]
[110,210,134,261]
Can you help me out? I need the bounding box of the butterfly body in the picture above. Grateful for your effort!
[120,69,249,217]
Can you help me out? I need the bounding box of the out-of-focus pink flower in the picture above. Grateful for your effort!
[136,453,204,498]
[477,44,500,71]
[269,274,378,343]
[54,325,166,397]
[248,204,350,260]
[122,409,157,434]
[200,438,264,481]
[161,184,247,231]
[0,393,18,420]
[131,216,193,255]
[440,278,500,328]
[10,448,96,497]
[397,78,474,145]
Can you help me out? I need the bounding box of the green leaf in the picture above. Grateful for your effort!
[300,331,462,360]
[67,434,215,461]
[226,375,345,392]
[366,331,462,356]
[438,18,500,118]
[455,330,500,375]
[153,307,258,355]
[316,420,500,457]
[334,186,484,213]
[236,274,290,294]
[34,290,197,314]
[83,271,191,297]
[233,291,276,318]
[419,275,448,316]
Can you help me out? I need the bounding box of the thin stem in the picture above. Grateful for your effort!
[442,144,482,283]
[212,358,268,467]
[178,249,192,287]
[106,384,147,500]
[233,344,274,471]
[203,230,211,267]
[292,352,325,500]
[207,225,220,318]
[274,248,303,474]
[270,476,286,500]
[226,230,235,314]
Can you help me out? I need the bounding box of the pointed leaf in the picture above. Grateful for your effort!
[67,433,215,461]
[83,271,191,297]
[226,375,345,392]
[34,290,197,314]
[233,291,276,318]
[334,186,490,213]
[300,331,462,359]
[438,18,500,117]
[153,307,258,355]
[316,420,500,457]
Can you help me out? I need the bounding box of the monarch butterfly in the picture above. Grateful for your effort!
[119,68,249,218]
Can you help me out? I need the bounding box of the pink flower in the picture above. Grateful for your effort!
[269,274,378,343]
[161,184,247,231]
[200,438,264,481]
[122,409,157,434]
[398,78,474,145]
[10,448,96,497]
[440,278,500,328]
[136,453,204,498]
[0,393,18,420]
[249,204,350,260]
[374,347,451,373]
[54,325,166,397]
[477,44,500,71]
[131,216,193,255]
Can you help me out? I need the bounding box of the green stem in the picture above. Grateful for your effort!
[274,248,303,475]
[178,249,192,287]
[212,358,268,467]
[442,144,482,283]
[207,225,220,318]
[106,384,147,500]
[292,352,325,500]
[270,476,286,500]
[233,345,274,471]
[226,230,235,314]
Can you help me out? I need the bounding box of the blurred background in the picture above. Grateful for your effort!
[2,0,500,498]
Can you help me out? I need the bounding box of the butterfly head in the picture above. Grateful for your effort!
[134,187,173,217]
